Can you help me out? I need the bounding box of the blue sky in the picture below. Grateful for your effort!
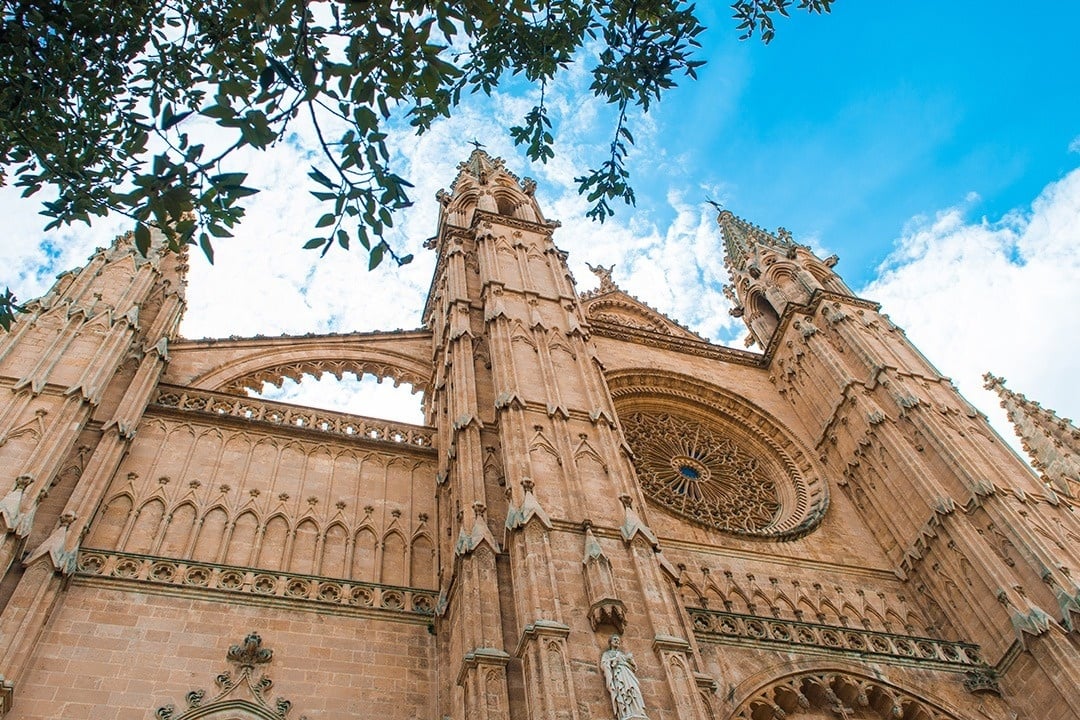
[612,2,1080,287]
[1,3,1078,447]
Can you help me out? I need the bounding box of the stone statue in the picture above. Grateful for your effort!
[586,262,617,293]
[600,634,648,720]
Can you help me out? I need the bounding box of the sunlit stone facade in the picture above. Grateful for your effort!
[0,150,1076,719]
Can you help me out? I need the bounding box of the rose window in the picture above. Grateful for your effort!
[621,410,819,538]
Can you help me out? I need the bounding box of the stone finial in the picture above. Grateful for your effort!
[227,633,273,667]
[23,512,79,575]
[456,501,500,556]
[618,495,659,549]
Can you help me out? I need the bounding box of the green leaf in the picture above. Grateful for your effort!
[368,242,385,270]
[259,67,275,92]
[207,223,233,238]
[309,167,334,189]
[303,238,325,249]
[162,110,193,130]
[133,223,152,257]
[209,173,247,188]
[315,213,335,228]
[199,232,215,264]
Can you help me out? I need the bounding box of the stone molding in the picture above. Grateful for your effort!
[689,607,986,673]
[76,548,437,620]
[732,668,974,720]
[152,385,435,452]
[156,632,307,720]
[591,319,764,367]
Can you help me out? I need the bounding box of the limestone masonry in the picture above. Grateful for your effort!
[0,150,1077,719]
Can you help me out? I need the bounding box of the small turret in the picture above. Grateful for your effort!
[983,373,1080,496]
[435,148,545,230]
[717,210,850,347]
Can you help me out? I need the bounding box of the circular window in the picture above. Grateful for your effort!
[620,406,824,539]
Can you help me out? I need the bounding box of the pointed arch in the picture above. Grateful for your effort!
[410,532,435,589]
[321,522,349,578]
[159,502,197,557]
[192,506,228,562]
[226,510,260,567]
[381,529,406,586]
[861,605,887,632]
[290,518,320,575]
[773,592,798,621]
[126,498,165,553]
[257,514,290,570]
[88,493,132,550]
[351,526,378,583]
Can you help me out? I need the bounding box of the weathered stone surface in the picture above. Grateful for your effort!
[0,150,1075,719]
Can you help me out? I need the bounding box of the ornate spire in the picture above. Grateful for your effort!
[713,209,836,348]
[457,147,506,183]
[431,147,543,231]
[983,373,1080,496]
[716,209,797,274]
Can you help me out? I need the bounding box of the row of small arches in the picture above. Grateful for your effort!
[680,577,928,637]
[88,495,436,589]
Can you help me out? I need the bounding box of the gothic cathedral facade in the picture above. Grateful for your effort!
[0,150,1077,719]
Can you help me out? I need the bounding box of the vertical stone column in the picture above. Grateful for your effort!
[0,236,186,710]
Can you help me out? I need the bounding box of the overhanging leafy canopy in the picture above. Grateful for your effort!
[0,0,831,330]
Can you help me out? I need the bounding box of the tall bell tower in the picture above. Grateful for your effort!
[0,233,186,701]
[719,209,1080,716]
[426,149,713,720]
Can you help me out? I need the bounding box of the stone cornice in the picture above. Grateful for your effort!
[76,548,437,624]
[591,319,765,367]
[689,607,985,673]
[172,327,431,349]
[151,384,436,455]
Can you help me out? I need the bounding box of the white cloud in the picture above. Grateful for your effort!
[256,374,424,425]
[4,76,1078,470]
[861,167,1080,455]
[1069,134,1080,154]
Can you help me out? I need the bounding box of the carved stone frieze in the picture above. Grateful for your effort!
[732,670,974,720]
[690,607,985,673]
[153,385,434,450]
[77,549,437,618]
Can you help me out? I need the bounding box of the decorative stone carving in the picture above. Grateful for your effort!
[581,520,626,632]
[688,606,984,672]
[154,386,434,448]
[156,632,307,720]
[621,410,818,539]
[733,670,969,720]
[586,263,618,293]
[600,634,648,720]
[76,549,438,616]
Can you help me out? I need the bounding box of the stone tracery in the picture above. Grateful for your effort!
[622,411,783,534]
[611,371,827,539]
[732,670,975,720]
